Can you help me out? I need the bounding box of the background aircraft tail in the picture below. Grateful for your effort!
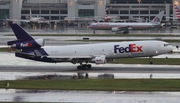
[151,10,165,24]
[30,8,32,19]
[174,4,180,19]
[7,24,44,49]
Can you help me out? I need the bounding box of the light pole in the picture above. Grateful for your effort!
[137,0,141,18]
[174,1,179,6]
[39,0,42,17]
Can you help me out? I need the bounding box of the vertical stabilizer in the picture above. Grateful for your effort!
[30,8,32,19]
[8,24,43,49]
[151,10,165,24]
[174,4,180,19]
[10,23,33,40]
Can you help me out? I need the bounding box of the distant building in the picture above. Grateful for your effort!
[0,0,179,21]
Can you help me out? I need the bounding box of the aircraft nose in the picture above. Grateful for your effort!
[167,45,174,53]
[87,24,92,28]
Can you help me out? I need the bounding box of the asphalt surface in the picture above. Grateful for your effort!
[1,26,180,103]
[0,89,180,103]
[0,64,180,73]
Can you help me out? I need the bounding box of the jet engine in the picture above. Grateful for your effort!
[7,39,44,49]
[92,56,106,64]
[111,27,120,32]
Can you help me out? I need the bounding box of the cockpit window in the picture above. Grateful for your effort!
[164,44,170,46]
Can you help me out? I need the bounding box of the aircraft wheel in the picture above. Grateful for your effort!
[77,64,92,70]
[77,66,82,70]
[149,61,153,64]
[87,64,92,69]
[82,65,88,70]
[123,31,129,34]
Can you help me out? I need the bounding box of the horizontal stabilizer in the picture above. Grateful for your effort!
[10,24,33,40]
[34,50,43,57]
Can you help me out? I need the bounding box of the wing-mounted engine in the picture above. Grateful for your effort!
[91,55,106,64]
[7,38,44,49]
[111,26,130,34]
[111,27,120,32]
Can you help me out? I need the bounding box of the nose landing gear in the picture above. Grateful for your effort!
[149,56,153,64]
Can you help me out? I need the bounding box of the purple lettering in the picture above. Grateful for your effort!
[114,44,143,53]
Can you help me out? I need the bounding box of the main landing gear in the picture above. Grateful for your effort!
[123,30,129,34]
[77,64,92,70]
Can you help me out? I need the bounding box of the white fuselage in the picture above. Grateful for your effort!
[88,22,160,30]
[30,17,46,23]
[42,40,172,61]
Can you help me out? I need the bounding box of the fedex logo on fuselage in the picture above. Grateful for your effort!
[20,42,32,47]
[114,44,143,53]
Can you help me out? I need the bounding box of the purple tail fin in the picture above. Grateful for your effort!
[10,23,34,40]
[8,24,43,49]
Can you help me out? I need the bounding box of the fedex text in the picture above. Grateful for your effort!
[20,42,32,47]
[114,44,143,53]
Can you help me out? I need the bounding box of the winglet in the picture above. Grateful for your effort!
[151,10,165,24]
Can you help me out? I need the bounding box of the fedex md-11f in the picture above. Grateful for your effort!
[8,24,173,70]
[89,10,165,34]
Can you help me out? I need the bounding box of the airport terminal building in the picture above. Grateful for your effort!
[0,0,179,21]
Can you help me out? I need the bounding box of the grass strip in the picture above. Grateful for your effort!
[112,58,180,65]
[69,39,180,43]
[0,47,9,52]
[0,48,18,52]
[1,79,180,91]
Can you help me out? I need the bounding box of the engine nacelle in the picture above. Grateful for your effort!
[8,39,44,49]
[92,56,106,64]
[111,27,120,32]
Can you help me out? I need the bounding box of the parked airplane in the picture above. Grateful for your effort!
[20,8,51,24]
[7,9,56,24]
[8,24,173,70]
[0,19,6,26]
[166,4,180,20]
[88,10,165,34]
[64,15,119,23]
[93,15,119,22]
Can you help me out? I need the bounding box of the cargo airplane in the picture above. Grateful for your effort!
[88,10,165,34]
[8,24,173,70]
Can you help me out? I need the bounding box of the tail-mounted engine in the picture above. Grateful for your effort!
[7,39,44,49]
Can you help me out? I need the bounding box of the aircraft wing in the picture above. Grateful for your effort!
[165,17,179,20]
[18,19,30,23]
[121,26,132,29]
[114,26,133,30]
[34,50,92,59]
[37,20,61,24]
[46,55,92,59]
[5,19,30,23]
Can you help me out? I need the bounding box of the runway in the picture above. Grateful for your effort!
[1,64,180,73]
[0,89,180,103]
[0,52,179,73]
[1,27,180,103]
